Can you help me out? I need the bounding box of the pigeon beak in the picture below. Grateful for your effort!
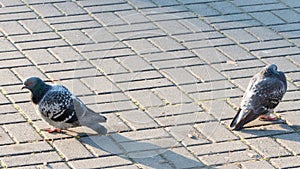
[21,85,27,90]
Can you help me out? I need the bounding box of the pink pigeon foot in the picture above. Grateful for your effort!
[43,128,62,133]
[259,115,278,121]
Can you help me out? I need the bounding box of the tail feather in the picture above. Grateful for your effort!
[230,109,258,131]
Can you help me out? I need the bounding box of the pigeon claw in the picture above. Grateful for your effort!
[259,115,278,121]
[43,128,62,133]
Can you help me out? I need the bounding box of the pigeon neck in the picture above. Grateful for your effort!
[31,84,51,104]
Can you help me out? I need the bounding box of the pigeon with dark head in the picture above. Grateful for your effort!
[22,77,107,133]
[230,64,287,131]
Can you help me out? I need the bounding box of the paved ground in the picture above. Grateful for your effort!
[0,0,300,168]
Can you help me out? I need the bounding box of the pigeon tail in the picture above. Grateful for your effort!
[230,109,259,131]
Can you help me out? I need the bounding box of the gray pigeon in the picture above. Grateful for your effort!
[230,64,287,130]
[22,77,107,133]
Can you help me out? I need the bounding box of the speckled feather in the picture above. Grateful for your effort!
[230,64,287,130]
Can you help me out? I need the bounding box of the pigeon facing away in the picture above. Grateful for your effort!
[230,64,287,130]
[22,77,107,133]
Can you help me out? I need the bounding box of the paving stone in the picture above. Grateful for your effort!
[109,70,162,83]
[89,100,137,114]
[180,18,214,32]
[199,150,259,166]
[150,36,185,51]
[0,113,26,125]
[205,13,252,24]
[49,46,83,62]
[117,78,173,91]
[116,10,150,24]
[217,163,240,169]
[232,0,277,6]
[222,67,262,79]
[180,80,235,94]
[84,28,118,43]
[277,100,300,112]
[246,27,282,41]
[82,76,121,94]
[191,88,243,101]
[246,137,291,158]
[3,122,42,143]
[195,122,238,142]
[187,3,220,17]
[125,39,160,54]
[19,19,52,34]
[39,61,93,73]
[32,4,64,18]
[60,79,93,96]
[0,37,18,52]
[212,20,261,30]
[1,152,62,168]
[80,135,125,156]
[152,57,204,69]
[187,65,226,82]
[59,30,93,45]
[0,0,24,6]
[126,0,156,9]
[213,59,265,72]
[0,141,53,157]
[83,48,135,60]
[156,111,214,127]
[17,102,41,121]
[0,126,14,145]
[167,124,210,146]
[15,39,68,51]
[117,55,154,72]
[93,12,127,26]
[174,32,223,43]
[189,140,248,156]
[24,49,58,65]
[156,20,191,35]
[241,160,275,169]
[0,104,16,114]
[102,113,131,133]
[222,29,259,43]
[79,92,129,105]
[217,45,256,61]
[126,90,164,108]
[162,147,204,168]
[250,11,285,25]
[211,1,242,15]
[111,128,170,142]
[0,69,21,85]
[273,9,300,23]
[86,3,133,13]
[270,156,300,169]
[280,111,300,129]
[0,10,37,22]
[53,138,93,161]
[201,100,236,120]
[12,66,47,81]
[242,40,293,52]
[141,5,187,15]
[233,124,294,139]
[147,11,196,22]
[91,58,128,75]
[146,103,203,118]
[119,109,159,130]
[193,47,231,64]
[154,86,193,104]
[241,3,287,12]
[55,1,87,16]
[162,68,198,85]
[275,133,300,155]
[0,21,28,35]
[132,155,173,169]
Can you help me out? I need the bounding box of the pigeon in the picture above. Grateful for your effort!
[22,77,107,133]
[230,64,287,131]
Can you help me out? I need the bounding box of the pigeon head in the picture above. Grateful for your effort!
[22,77,45,91]
[22,77,51,104]
[263,64,279,76]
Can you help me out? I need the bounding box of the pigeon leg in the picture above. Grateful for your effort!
[259,110,277,121]
[43,128,62,133]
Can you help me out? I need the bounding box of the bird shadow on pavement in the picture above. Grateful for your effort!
[79,132,207,169]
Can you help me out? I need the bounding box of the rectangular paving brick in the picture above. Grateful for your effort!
[111,128,170,142]
[91,58,128,75]
[85,3,133,13]
[241,3,287,12]
[150,36,185,51]
[116,10,150,24]
[49,46,83,62]
[162,68,199,85]
[125,39,160,54]
[246,137,291,158]
[3,122,42,143]
[0,126,14,145]
[132,154,173,169]
[222,29,259,43]
[156,20,191,35]
[117,78,173,91]
[205,13,252,24]
[154,86,193,104]
[0,141,53,157]
[24,49,58,65]
[193,47,231,64]
[109,70,162,83]
[53,138,93,161]
[201,100,236,120]
[0,113,26,125]
[19,19,52,34]
[1,152,62,168]
[187,65,226,82]
[212,20,261,30]
[275,133,300,155]
[0,69,22,85]
[119,109,159,130]
[217,45,256,61]
[54,2,87,16]
[241,160,275,169]
[174,32,223,43]
[246,27,283,41]
[180,80,236,94]
[191,88,243,101]
[0,21,28,35]
[82,76,121,94]
[126,90,164,108]
[167,124,210,146]
[200,150,258,166]
[102,113,131,133]
[270,156,300,169]
[117,56,154,72]
[189,140,248,156]
[162,147,204,168]
[39,61,93,73]
[195,121,238,142]
[59,30,93,45]
[250,11,285,25]
[0,37,18,52]
[32,4,64,18]
[84,28,118,43]
[152,57,204,69]
[93,12,127,26]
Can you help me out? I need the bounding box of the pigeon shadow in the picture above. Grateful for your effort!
[79,132,208,169]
